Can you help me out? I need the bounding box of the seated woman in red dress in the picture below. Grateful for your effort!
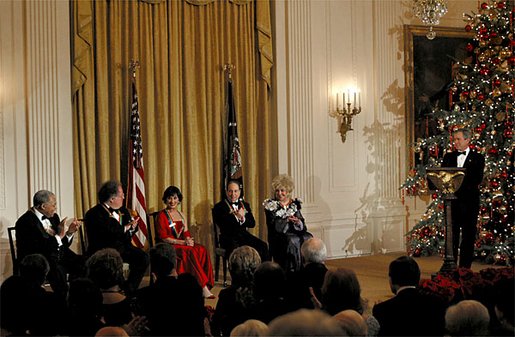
[156,186,215,298]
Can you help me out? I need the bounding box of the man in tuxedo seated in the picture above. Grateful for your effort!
[212,180,269,261]
[84,180,149,294]
[15,190,83,298]
[442,128,485,269]
[136,243,206,336]
[288,237,328,310]
[373,256,447,336]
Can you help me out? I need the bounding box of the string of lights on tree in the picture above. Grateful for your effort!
[402,0,514,265]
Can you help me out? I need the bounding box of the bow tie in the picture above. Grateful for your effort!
[107,207,117,213]
[231,202,239,207]
[457,151,467,156]
[41,215,49,220]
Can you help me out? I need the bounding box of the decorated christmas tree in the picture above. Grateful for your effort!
[402,0,514,265]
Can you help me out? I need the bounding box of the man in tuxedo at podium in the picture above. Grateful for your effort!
[442,128,485,268]
[15,190,83,298]
[84,180,149,293]
[212,180,269,261]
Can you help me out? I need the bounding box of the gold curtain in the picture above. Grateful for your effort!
[71,0,274,248]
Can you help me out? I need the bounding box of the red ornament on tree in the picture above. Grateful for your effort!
[466,43,475,52]
[497,1,506,8]
[508,56,515,65]
[490,32,498,38]
[465,24,472,32]
[480,68,490,76]
[494,79,502,86]
[480,2,488,9]
[478,93,485,100]
[488,148,499,155]
[504,129,513,138]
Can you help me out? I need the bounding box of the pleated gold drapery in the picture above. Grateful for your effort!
[71,0,274,247]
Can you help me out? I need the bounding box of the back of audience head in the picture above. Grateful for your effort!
[322,268,363,315]
[229,245,261,286]
[19,253,50,287]
[388,255,420,293]
[493,278,514,333]
[253,261,286,300]
[268,309,345,336]
[68,278,103,315]
[301,237,327,264]
[149,242,177,280]
[333,309,368,337]
[95,326,129,337]
[86,248,124,289]
[230,319,269,337]
[445,300,490,336]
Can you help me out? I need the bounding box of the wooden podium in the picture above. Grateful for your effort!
[426,167,466,273]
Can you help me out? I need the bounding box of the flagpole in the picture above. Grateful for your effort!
[126,59,149,248]
[126,59,140,209]
[221,63,244,198]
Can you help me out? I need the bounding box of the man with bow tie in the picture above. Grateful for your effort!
[84,180,149,293]
[212,180,269,261]
[442,128,485,268]
[15,190,84,298]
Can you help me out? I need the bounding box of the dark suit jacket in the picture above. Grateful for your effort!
[373,287,447,336]
[84,204,134,255]
[442,150,485,201]
[15,209,72,263]
[212,199,256,240]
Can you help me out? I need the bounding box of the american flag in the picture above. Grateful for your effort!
[222,78,244,197]
[127,80,148,248]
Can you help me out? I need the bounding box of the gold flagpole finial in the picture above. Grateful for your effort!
[223,63,235,80]
[129,60,140,78]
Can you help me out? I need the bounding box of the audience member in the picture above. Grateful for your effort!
[333,310,368,337]
[15,189,83,298]
[491,278,515,336]
[250,261,291,324]
[372,256,447,336]
[19,254,66,336]
[212,180,269,261]
[230,319,269,337]
[445,300,490,336]
[264,174,312,272]
[95,326,129,337]
[0,275,30,336]
[86,248,138,327]
[84,180,149,294]
[212,246,262,336]
[66,278,104,337]
[319,268,379,336]
[268,309,344,336]
[288,237,329,310]
[155,185,214,298]
[136,242,206,336]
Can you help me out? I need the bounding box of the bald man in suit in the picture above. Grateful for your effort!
[442,128,485,268]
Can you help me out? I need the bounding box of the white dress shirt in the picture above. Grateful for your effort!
[457,147,470,168]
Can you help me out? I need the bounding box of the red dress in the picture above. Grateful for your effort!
[156,210,214,288]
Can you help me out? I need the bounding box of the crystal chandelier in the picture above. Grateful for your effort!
[412,0,448,40]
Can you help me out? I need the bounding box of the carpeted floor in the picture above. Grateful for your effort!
[204,252,502,309]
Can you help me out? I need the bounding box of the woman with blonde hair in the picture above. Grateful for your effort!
[263,174,312,272]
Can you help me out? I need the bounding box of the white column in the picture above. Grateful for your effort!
[0,0,74,281]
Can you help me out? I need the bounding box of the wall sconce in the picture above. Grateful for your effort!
[330,90,361,143]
